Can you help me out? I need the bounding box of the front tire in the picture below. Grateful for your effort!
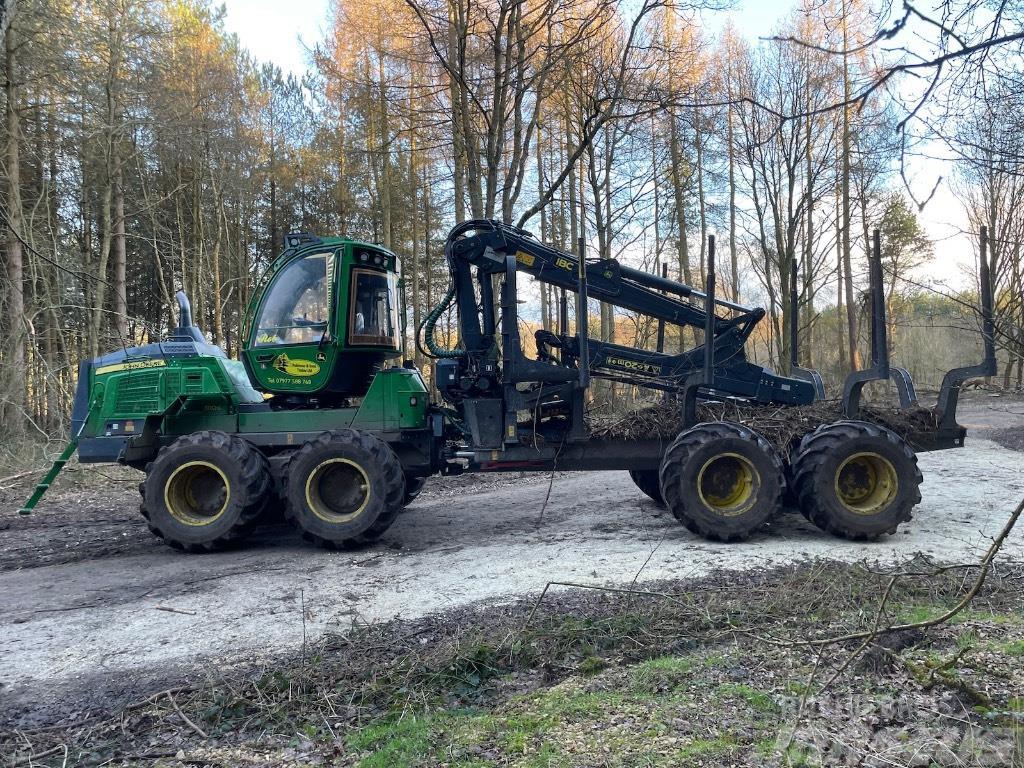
[791,421,922,540]
[140,431,270,552]
[659,422,786,542]
[283,430,404,548]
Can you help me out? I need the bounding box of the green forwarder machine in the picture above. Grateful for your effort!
[20,221,997,551]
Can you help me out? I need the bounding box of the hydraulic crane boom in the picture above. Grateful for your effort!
[427,220,817,430]
[445,219,763,353]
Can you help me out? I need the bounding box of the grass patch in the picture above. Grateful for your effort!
[630,655,697,693]
[1002,638,1024,657]
[716,682,778,714]
[348,714,439,767]
[897,603,1024,628]
[578,654,607,676]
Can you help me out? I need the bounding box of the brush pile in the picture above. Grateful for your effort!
[586,399,939,454]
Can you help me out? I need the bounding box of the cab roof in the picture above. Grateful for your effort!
[271,233,398,273]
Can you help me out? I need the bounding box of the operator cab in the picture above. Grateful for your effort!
[243,233,401,401]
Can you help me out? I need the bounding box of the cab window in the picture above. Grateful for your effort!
[254,252,332,346]
[349,268,398,348]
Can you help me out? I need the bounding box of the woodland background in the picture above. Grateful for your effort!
[1,0,1022,441]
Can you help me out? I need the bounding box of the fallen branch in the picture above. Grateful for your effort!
[791,495,1024,649]
[522,580,686,632]
[124,685,195,711]
[153,605,197,616]
[0,470,38,486]
[10,743,66,766]
[167,692,207,739]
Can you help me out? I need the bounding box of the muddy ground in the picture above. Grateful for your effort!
[1,394,1023,735]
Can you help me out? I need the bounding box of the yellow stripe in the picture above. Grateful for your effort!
[95,359,167,376]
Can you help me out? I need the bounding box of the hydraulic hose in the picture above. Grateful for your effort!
[418,219,507,360]
[417,279,463,359]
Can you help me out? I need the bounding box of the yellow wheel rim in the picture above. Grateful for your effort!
[834,452,899,515]
[305,458,371,523]
[696,452,760,517]
[164,461,230,526]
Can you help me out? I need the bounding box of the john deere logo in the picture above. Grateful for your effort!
[273,354,320,377]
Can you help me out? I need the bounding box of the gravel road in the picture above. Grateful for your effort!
[2,395,1023,726]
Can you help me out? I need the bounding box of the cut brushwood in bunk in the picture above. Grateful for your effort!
[586,400,940,455]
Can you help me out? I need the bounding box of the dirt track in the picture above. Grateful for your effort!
[2,396,1023,728]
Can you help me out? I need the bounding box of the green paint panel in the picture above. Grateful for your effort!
[85,339,428,453]
[237,407,357,433]
[85,357,258,439]
[351,368,430,431]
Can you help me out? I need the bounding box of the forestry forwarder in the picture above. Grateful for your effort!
[20,222,997,550]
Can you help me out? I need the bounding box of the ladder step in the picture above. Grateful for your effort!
[18,414,92,515]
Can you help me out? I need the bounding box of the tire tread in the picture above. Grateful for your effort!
[659,422,785,542]
[791,420,922,540]
[139,431,270,552]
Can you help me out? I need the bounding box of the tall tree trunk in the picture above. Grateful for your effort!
[669,115,692,286]
[536,111,549,330]
[727,88,739,302]
[192,177,204,332]
[269,120,278,252]
[567,113,578,252]
[803,109,814,368]
[91,12,121,360]
[46,96,62,431]
[378,52,392,249]
[694,104,707,278]
[835,174,847,373]
[424,159,435,365]
[603,134,613,348]
[652,113,661,272]
[841,3,860,371]
[113,163,127,342]
[336,96,347,228]
[4,18,24,430]
[409,70,422,366]
[447,1,466,224]
[669,112,691,352]
[91,181,113,359]
[211,176,225,346]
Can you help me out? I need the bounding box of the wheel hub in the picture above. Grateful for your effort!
[697,453,760,516]
[306,458,371,523]
[164,461,229,526]
[834,452,898,515]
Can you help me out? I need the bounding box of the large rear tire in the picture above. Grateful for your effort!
[629,469,664,506]
[659,422,786,542]
[791,420,922,540]
[140,431,270,552]
[283,430,404,548]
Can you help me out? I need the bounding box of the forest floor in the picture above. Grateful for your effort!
[1,393,1023,766]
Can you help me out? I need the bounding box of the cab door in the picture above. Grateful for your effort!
[245,248,340,394]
